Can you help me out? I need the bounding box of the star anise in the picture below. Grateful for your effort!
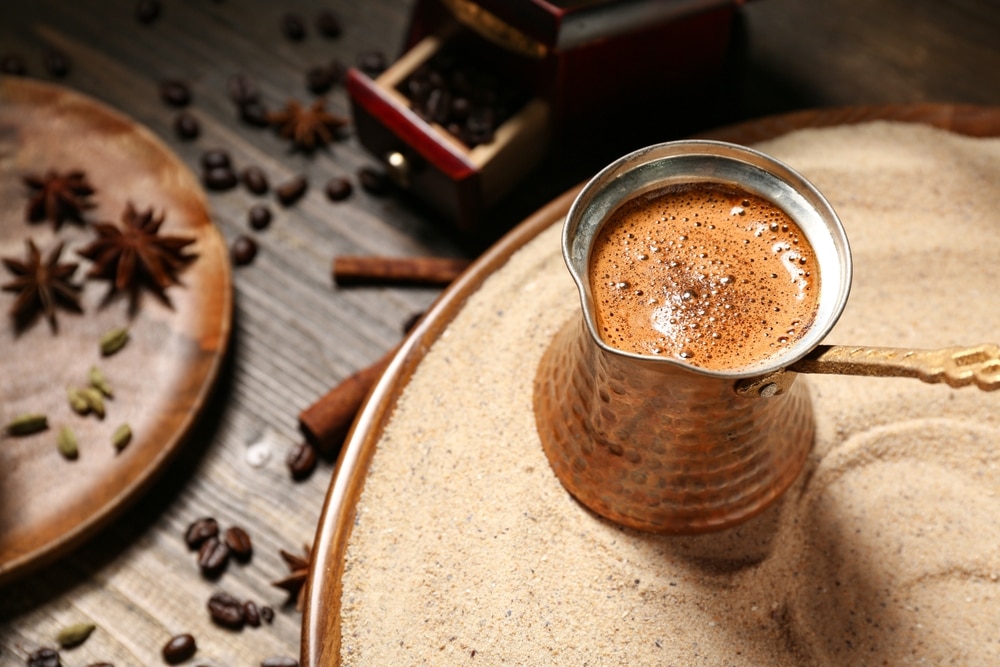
[267,99,348,151]
[2,239,82,329]
[271,543,312,611]
[77,202,197,302]
[23,169,97,229]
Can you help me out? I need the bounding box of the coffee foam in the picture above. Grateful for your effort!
[588,182,820,371]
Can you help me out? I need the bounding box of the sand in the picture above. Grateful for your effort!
[339,121,1000,665]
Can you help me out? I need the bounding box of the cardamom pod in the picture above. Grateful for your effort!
[99,327,130,356]
[112,423,132,452]
[80,388,106,419]
[67,386,91,415]
[57,426,79,460]
[56,621,96,648]
[88,365,114,398]
[4,413,48,436]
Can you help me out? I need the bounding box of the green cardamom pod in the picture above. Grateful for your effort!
[57,426,78,460]
[112,423,132,452]
[56,621,95,648]
[88,365,114,398]
[99,327,130,356]
[4,413,48,436]
[67,386,91,415]
[80,388,106,419]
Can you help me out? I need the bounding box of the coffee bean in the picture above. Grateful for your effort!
[173,112,200,140]
[231,235,258,266]
[324,176,353,201]
[243,600,261,627]
[26,648,60,667]
[316,10,342,38]
[242,166,269,195]
[159,79,191,107]
[402,310,424,334]
[224,526,253,561]
[207,592,245,629]
[358,166,389,196]
[261,658,298,667]
[86,663,114,667]
[43,49,70,77]
[239,100,269,127]
[306,65,335,95]
[281,13,306,41]
[200,149,231,170]
[1,54,26,76]
[197,536,230,578]
[135,0,161,24]
[227,73,259,106]
[260,605,275,624]
[184,517,219,550]
[356,50,387,77]
[275,175,308,206]
[203,167,237,191]
[286,441,317,481]
[161,634,196,664]
[246,204,272,231]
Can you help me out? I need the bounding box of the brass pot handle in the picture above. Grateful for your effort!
[736,343,1000,397]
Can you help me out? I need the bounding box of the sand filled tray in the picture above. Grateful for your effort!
[304,106,1000,665]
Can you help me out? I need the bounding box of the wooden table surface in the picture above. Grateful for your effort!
[0,0,997,665]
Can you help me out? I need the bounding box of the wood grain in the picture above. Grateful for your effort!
[302,104,1000,665]
[0,0,997,665]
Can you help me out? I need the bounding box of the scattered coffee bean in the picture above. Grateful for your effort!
[184,517,219,550]
[26,647,60,667]
[1,54,27,76]
[86,663,114,667]
[247,204,272,231]
[356,50,387,77]
[135,0,161,24]
[281,13,307,41]
[227,72,259,106]
[43,49,70,77]
[207,592,245,630]
[275,175,308,206]
[224,526,253,561]
[306,65,335,95]
[231,235,258,266]
[173,112,200,140]
[203,167,238,191]
[243,600,261,627]
[159,79,191,107]
[161,634,196,664]
[239,100,269,127]
[242,166,269,194]
[260,605,275,624]
[316,10,342,38]
[197,535,230,578]
[358,166,389,195]
[200,149,231,170]
[261,658,298,667]
[286,441,317,481]
[324,176,352,201]
[402,310,425,334]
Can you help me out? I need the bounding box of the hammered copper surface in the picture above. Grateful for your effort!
[534,317,814,533]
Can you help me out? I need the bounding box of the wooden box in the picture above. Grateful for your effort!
[347,0,741,231]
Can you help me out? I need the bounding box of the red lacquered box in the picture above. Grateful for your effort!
[348,0,742,231]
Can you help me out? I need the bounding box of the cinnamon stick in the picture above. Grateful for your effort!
[298,346,398,455]
[332,255,470,287]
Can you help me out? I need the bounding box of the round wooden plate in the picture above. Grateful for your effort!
[301,104,1000,665]
[0,78,232,584]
